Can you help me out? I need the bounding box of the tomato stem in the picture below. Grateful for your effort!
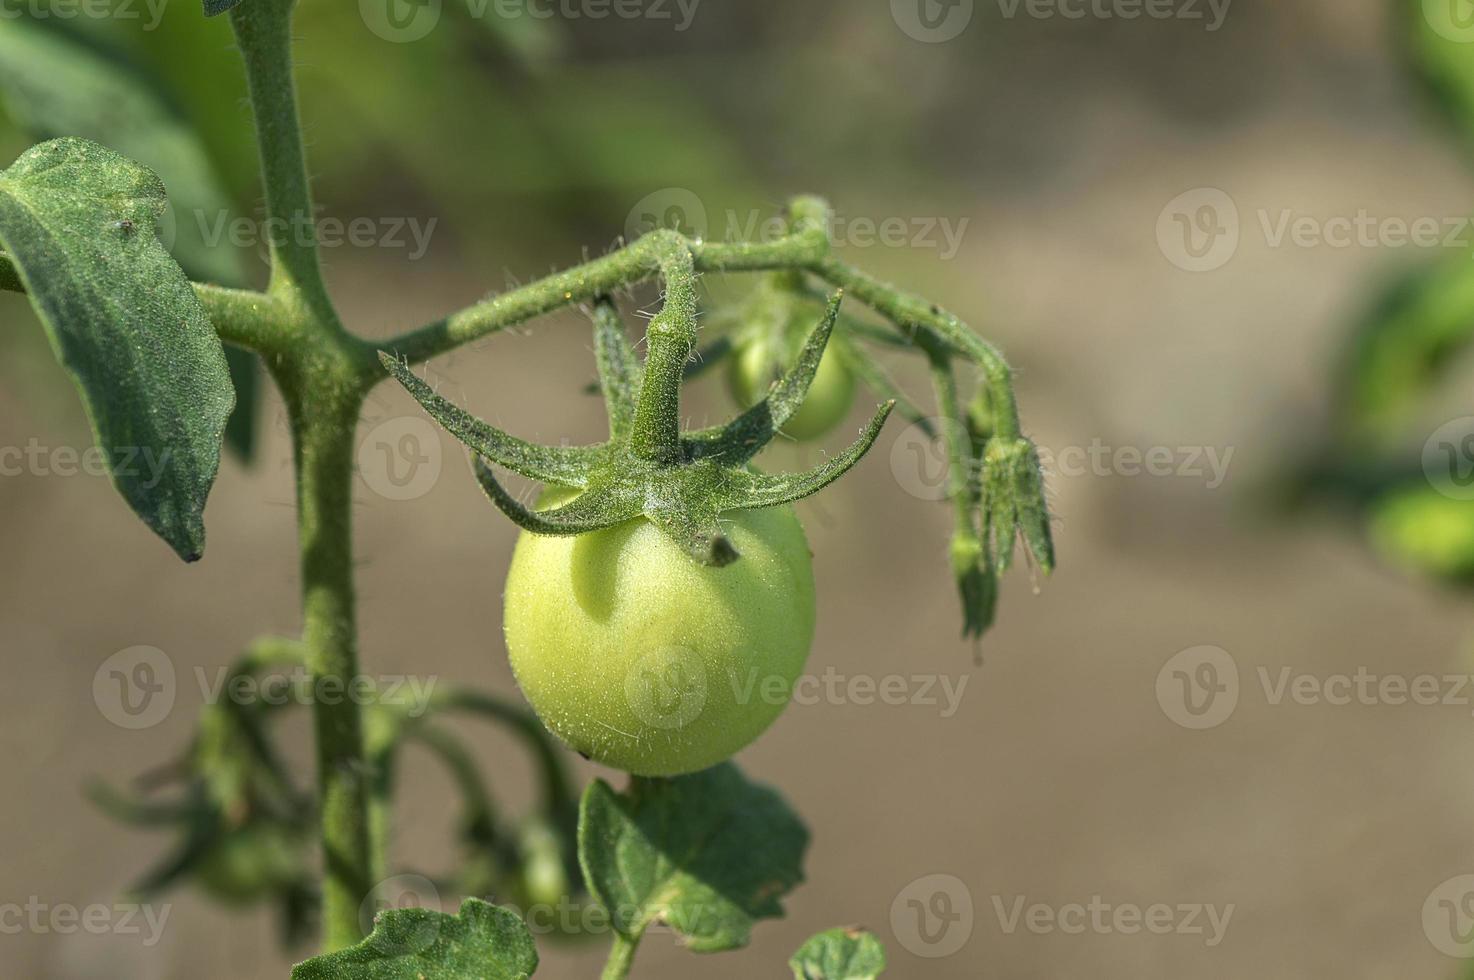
[601,932,641,980]
[630,232,698,464]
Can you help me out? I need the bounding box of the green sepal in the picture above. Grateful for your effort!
[391,288,892,566]
[716,402,895,510]
[381,353,602,487]
[982,436,1055,574]
[471,456,641,534]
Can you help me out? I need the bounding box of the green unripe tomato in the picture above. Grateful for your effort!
[1369,486,1474,582]
[503,493,816,777]
[728,335,856,442]
[196,824,302,905]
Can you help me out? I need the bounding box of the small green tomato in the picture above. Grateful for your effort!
[503,491,816,777]
[728,334,857,442]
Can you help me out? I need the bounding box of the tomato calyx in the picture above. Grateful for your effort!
[383,286,893,567]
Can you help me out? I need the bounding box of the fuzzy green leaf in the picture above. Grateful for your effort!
[790,927,888,980]
[0,18,260,460]
[578,763,808,953]
[204,0,247,15]
[383,353,602,487]
[0,138,233,560]
[291,898,538,980]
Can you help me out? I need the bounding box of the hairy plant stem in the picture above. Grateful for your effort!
[285,376,374,950]
[601,933,641,980]
[230,0,378,951]
[229,0,335,326]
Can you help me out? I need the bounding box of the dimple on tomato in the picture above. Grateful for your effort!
[502,493,816,777]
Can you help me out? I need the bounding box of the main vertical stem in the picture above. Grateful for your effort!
[293,385,375,950]
[231,0,376,950]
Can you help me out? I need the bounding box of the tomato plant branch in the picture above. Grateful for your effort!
[809,253,1022,442]
[193,283,293,355]
[370,198,831,373]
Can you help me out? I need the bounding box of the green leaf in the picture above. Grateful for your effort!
[790,928,888,980]
[291,898,539,980]
[0,138,234,560]
[204,0,247,15]
[578,763,808,953]
[0,18,260,460]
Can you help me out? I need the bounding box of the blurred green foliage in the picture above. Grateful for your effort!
[1308,1,1474,591]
